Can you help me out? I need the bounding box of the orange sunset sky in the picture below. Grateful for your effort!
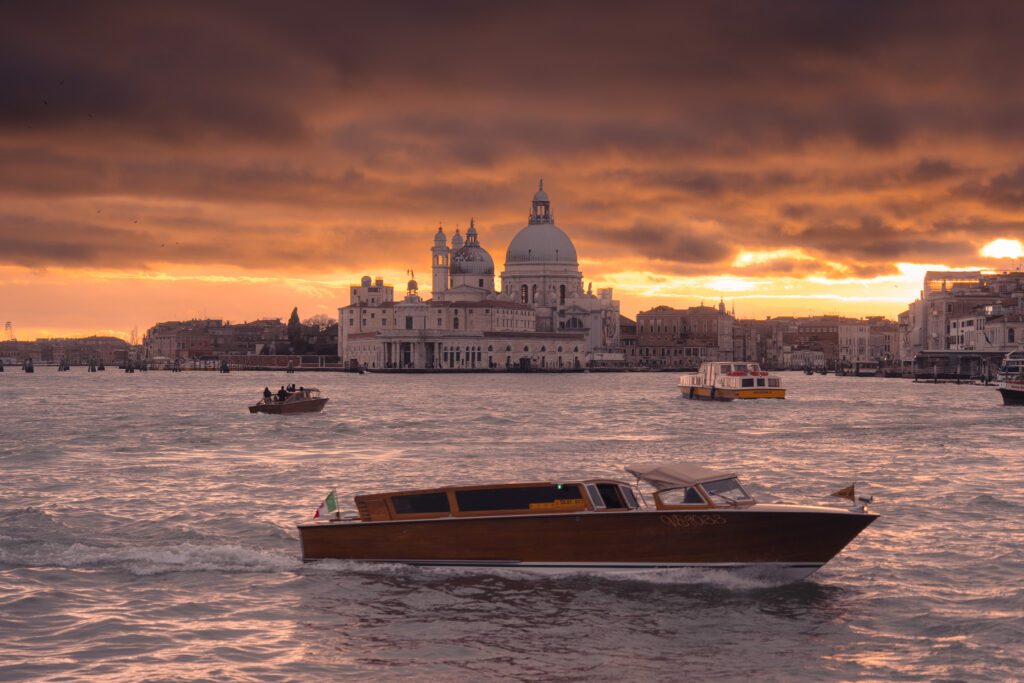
[4,1,1024,341]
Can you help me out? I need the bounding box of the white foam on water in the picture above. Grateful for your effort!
[299,559,795,590]
[7,542,302,576]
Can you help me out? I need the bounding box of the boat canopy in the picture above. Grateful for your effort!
[624,462,738,491]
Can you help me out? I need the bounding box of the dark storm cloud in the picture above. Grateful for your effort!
[956,166,1024,209]
[589,224,734,265]
[783,216,973,262]
[6,0,1024,275]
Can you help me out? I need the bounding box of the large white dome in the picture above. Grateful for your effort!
[506,223,578,264]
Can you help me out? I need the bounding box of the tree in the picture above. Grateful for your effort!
[287,307,305,354]
[302,314,336,332]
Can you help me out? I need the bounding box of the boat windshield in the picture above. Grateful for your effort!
[702,478,753,505]
[657,486,706,506]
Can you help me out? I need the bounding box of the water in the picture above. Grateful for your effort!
[1,369,1021,680]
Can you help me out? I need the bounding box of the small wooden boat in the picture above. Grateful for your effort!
[298,462,877,580]
[679,362,785,401]
[249,387,328,414]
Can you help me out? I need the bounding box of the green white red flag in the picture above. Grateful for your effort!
[313,489,338,519]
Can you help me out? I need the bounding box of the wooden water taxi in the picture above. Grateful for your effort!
[679,362,785,401]
[298,462,876,580]
[249,387,328,414]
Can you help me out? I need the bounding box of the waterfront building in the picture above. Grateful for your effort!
[632,301,738,369]
[898,270,1024,363]
[143,318,288,361]
[338,182,623,370]
[0,336,130,366]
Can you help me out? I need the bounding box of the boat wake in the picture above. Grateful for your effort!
[299,558,798,590]
[0,541,301,576]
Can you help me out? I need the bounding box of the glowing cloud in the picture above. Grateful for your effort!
[980,239,1024,260]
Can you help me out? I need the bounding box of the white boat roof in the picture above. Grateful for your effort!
[624,462,738,490]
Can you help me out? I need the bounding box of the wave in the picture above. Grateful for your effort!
[0,541,301,576]
[300,559,796,590]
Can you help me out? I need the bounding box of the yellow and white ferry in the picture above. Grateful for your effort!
[679,362,785,401]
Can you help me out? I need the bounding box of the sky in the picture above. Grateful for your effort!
[4,1,1024,341]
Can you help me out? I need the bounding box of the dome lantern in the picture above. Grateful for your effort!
[529,178,552,224]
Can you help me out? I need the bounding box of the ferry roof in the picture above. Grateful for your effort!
[624,462,738,490]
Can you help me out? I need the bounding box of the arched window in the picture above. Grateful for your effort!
[573,346,579,352]
[487,345,493,352]
[453,317,459,330]
[557,346,562,352]
[506,345,511,352]
[540,346,546,352]
[559,284,566,304]
[524,346,530,352]
[532,284,538,303]
[1011,328,1016,343]
[520,284,528,303]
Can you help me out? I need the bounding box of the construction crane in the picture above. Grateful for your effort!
[4,321,14,342]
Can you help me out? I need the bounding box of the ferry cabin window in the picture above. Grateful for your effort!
[741,378,754,387]
[455,484,582,512]
[391,492,451,515]
[702,478,753,503]
[658,486,706,505]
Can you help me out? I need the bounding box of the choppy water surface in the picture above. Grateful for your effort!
[1,369,1021,680]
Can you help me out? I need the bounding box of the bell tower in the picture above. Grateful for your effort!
[431,225,449,296]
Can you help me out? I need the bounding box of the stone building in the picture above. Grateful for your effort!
[632,300,738,369]
[338,182,622,370]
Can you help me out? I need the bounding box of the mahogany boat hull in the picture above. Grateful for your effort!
[249,398,328,414]
[298,507,876,579]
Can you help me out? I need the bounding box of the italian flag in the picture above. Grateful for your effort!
[313,489,338,519]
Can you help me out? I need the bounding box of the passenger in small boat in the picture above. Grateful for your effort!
[263,387,272,400]
[277,386,288,401]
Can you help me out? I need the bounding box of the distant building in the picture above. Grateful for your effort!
[632,300,738,369]
[0,336,129,365]
[338,182,623,370]
[143,318,288,361]
[898,270,1024,363]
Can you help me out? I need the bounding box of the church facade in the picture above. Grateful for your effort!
[338,182,623,370]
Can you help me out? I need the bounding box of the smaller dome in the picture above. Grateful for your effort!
[408,279,418,291]
[360,275,372,286]
[434,226,446,244]
[451,228,464,250]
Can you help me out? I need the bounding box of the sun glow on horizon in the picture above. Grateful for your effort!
[980,238,1024,260]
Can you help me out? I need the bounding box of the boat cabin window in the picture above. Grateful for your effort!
[455,484,583,512]
[392,492,450,515]
[585,484,605,509]
[658,486,706,506]
[619,485,640,509]
[741,378,754,387]
[701,478,753,504]
[595,483,626,509]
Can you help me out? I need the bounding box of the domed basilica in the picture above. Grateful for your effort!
[339,181,622,370]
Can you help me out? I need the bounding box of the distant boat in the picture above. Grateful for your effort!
[679,362,785,401]
[298,461,877,581]
[997,349,1024,405]
[23,358,34,373]
[250,387,328,414]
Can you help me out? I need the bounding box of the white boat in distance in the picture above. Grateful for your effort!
[679,362,785,401]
